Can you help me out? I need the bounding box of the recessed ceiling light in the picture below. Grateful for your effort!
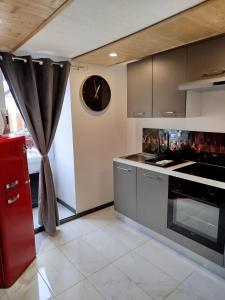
[109,52,118,57]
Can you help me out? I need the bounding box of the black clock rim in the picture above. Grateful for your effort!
[81,75,111,112]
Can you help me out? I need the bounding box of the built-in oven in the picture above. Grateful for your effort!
[167,176,225,254]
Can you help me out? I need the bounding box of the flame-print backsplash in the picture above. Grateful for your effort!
[143,128,225,166]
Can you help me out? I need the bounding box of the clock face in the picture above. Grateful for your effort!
[81,75,111,112]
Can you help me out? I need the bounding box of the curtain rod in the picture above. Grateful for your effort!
[0,55,65,67]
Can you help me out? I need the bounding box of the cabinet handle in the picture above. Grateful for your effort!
[7,194,20,205]
[117,166,132,172]
[133,112,145,117]
[202,69,225,78]
[163,111,176,116]
[143,173,161,180]
[5,180,19,190]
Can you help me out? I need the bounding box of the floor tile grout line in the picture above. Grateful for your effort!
[163,266,202,300]
[52,213,152,279]
[86,262,153,300]
[86,276,108,300]
[111,262,157,300]
[110,244,199,300]
[35,244,86,297]
[112,245,177,282]
[57,236,112,278]
[36,259,85,298]
[35,266,55,298]
[112,241,203,300]
[83,235,133,264]
[100,224,151,249]
[105,218,203,281]
[49,277,98,299]
[81,221,151,261]
[133,244,199,283]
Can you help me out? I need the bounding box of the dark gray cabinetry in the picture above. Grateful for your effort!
[137,168,168,234]
[113,162,137,220]
[153,47,187,117]
[187,36,225,81]
[127,57,153,118]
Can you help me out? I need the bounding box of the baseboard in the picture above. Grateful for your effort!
[57,198,76,214]
[35,201,114,233]
[75,201,114,218]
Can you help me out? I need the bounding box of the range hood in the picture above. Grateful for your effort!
[178,76,225,91]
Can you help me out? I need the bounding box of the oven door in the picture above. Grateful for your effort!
[167,178,225,254]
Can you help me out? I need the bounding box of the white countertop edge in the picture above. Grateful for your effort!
[113,157,225,190]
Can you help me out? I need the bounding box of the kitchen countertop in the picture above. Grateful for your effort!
[114,154,225,190]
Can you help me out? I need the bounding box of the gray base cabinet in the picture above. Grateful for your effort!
[137,168,168,234]
[114,162,168,235]
[113,162,137,220]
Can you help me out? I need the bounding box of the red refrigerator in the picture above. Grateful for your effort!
[0,135,36,288]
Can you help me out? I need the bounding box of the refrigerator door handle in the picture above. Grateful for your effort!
[5,180,19,190]
[7,194,20,205]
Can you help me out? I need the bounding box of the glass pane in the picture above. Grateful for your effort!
[174,198,219,241]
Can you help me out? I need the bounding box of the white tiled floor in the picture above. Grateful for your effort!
[2,206,225,300]
[32,203,75,229]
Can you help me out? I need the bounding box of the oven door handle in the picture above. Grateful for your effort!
[170,190,219,208]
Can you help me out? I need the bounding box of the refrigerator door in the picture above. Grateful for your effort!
[0,183,36,288]
[0,136,29,196]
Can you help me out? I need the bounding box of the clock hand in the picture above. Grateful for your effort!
[94,79,97,93]
[94,85,100,99]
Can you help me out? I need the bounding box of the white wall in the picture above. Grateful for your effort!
[0,72,5,134]
[52,81,76,210]
[127,90,225,154]
[70,64,127,213]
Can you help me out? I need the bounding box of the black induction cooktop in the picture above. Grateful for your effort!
[175,162,225,182]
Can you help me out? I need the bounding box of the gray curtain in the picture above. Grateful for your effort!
[0,52,70,234]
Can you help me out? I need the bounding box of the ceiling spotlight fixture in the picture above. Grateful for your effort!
[109,52,118,57]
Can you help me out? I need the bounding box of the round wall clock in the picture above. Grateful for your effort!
[81,75,111,112]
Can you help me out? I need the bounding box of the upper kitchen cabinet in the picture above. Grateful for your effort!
[187,36,225,81]
[127,57,152,118]
[153,47,187,118]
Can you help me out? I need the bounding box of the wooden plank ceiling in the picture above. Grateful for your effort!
[0,0,72,51]
[73,0,225,66]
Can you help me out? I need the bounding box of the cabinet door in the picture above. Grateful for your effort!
[137,168,168,234]
[113,162,136,220]
[0,183,35,287]
[127,57,152,118]
[0,137,29,196]
[187,36,225,81]
[153,47,187,118]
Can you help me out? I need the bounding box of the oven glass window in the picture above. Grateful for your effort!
[174,197,219,242]
[168,176,225,253]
